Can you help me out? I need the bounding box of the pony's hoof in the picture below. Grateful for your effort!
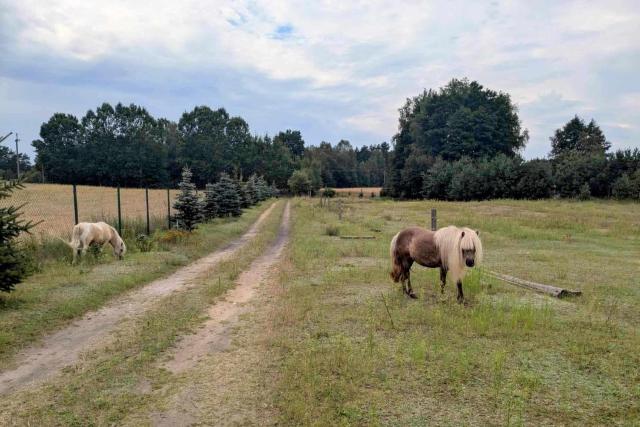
[457,297,464,304]
[409,292,418,299]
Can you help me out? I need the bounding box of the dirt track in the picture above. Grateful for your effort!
[0,202,277,395]
[150,201,291,426]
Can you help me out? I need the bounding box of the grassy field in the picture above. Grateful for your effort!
[0,183,179,239]
[270,197,639,425]
[1,197,638,425]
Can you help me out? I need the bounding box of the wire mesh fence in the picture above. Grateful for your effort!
[0,183,178,240]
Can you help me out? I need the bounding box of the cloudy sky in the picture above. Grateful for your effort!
[1,0,639,160]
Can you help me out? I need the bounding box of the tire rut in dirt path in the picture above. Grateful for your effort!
[150,201,291,427]
[162,201,290,374]
[0,202,278,396]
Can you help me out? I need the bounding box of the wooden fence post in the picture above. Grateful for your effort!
[72,184,79,225]
[117,186,122,236]
[431,208,437,231]
[145,188,150,235]
[167,188,171,229]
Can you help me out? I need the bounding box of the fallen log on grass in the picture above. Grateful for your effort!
[486,270,582,298]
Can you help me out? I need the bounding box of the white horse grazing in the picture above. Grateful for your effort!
[62,222,126,263]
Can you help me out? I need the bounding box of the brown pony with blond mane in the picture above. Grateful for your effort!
[390,225,482,302]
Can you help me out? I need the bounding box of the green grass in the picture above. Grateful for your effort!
[2,197,638,425]
[0,200,287,426]
[0,201,275,367]
[270,198,640,425]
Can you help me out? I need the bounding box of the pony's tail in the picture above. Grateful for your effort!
[389,233,403,283]
[390,262,403,283]
[57,236,74,249]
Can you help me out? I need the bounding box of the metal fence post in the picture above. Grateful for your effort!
[145,188,150,235]
[117,186,122,236]
[72,184,79,225]
[431,208,437,231]
[167,188,171,229]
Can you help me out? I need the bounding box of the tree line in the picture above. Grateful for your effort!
[386,78,640,200]
[19,103,390,191]
[27,103,296,188]
[5,79,639,200]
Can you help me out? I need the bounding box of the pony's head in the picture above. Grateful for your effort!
[460,228,482,268]
[109,227,127,260]
[112,236,126,259]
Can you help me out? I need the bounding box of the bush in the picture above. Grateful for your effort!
[156,229,190,245]
[516,159,553,199]
[553,152,606,198]
[0,181,34,292]
[422,157,453,199]
[612,174,635,200]
[321,188,336,198]
[135,234,154,252]
[578,182,591,200]
[288,170,312,195]
[324,225,339,236]
[448,157,481,201]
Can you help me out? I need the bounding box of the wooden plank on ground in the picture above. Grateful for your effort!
[486,270,582,298]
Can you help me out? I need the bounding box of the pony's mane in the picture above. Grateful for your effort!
[434,225,482,283]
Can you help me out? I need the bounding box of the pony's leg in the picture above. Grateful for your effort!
[72,242,82,265]
[440,268,447,294]
[456,280,464,303]
[406,273,417,299]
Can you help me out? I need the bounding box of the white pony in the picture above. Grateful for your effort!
[390,225,482,301]
[62,222,126,263]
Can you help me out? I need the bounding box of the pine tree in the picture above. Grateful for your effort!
[1,181,34,292]
[269,182,279,198]
[239,178,254,208]
[214,173,242,217]
[203,183,219,220]
[244,175,258,206]
[173,167,203,231]
[255,175,268,201]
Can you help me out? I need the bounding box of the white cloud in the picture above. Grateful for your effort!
[2,0,640,158]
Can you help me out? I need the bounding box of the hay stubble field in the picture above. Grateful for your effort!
[0,184,178,239]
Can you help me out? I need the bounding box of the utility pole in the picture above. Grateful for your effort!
[15,133,20,179]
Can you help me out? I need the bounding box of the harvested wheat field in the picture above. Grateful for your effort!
[0,184,178,239]
[333,187,382,196]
